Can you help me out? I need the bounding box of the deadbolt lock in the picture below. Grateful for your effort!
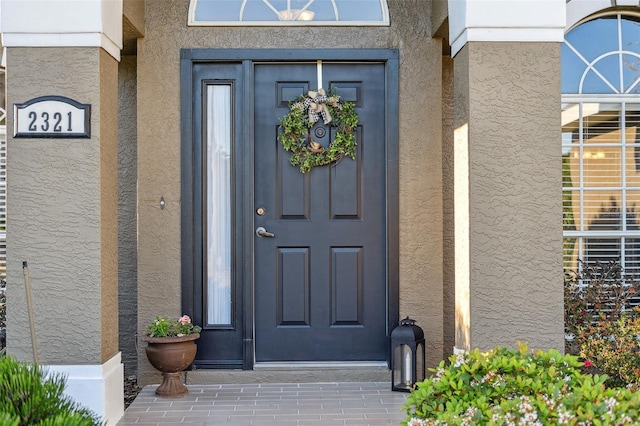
[256,207,266,216]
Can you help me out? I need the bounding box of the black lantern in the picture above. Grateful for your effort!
[391,316,425,392]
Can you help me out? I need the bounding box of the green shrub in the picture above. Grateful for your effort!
[0,355,101,426]
[564,259,640,388]
[0,412,19,426]
[578,312,640,388]
[564,259,639,355]
[403,343,640,425]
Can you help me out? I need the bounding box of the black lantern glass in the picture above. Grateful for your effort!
[391,316,425,392]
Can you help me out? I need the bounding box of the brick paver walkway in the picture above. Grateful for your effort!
[117,382,407,426]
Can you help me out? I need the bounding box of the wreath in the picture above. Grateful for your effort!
[278,88,359,173]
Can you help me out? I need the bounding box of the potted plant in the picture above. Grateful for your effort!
[142,314,201,398]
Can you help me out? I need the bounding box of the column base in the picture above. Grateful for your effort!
[47,352,124,426]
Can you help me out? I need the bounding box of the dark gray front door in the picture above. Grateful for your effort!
[253,63,388,361]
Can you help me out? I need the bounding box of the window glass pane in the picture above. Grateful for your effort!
[583,104,620,143]
[584,191,623,231]
[563,189,578,231]
[562,149,576,188]
[566,17,619,63]
[206,85,232,326]
[624,237,640,276]
[563,236,578,271]
[299,1,336,21]
[581,70,617,94]
[626,105,640,185]
[620,16,640,56]
[621,17,640,93]
[583,237,621,264]
[591,54,621,93]
[241,0,285,21]
[626,191,640,230]
[562,103,581,133]
[561,44,586,94]
[582,146,621,187]
[621,16,640,47]
[563,238,626,274]
[195,0,240,20]
[622,53,640,94]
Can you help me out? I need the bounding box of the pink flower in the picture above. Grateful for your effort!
[178,315,192,325]
[584,359,593,368]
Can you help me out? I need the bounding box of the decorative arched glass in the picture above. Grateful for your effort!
[188,0,389,26]
[563,14,640,94]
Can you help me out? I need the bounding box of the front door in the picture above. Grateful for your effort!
[182,50,398,368]
[253,62,387,361]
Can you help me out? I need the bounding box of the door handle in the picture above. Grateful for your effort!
[255,226,275,238]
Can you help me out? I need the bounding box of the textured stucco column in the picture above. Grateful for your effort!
[1,1,125,422]
[453,41,564,351]
[5,46,123,424]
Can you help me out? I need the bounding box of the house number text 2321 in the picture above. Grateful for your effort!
[13,96,91,139]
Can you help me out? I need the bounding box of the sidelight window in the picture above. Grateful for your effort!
[188,0,389,26]
[206,84,232,326]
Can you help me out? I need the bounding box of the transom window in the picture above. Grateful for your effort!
[562,14,640,94]
[562,14,640,277]
[188,0,389,26]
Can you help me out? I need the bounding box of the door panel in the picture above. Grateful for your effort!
[253,63,387,361]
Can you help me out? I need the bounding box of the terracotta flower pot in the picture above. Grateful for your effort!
[143,333,200,398]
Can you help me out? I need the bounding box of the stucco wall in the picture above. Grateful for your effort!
[453,46,471,349]
[6,47,119,364]
[123,0,145,36]
[455,42,564,351]
[442,55,455,357]
[100,48,119,364]
[393,2,445,364]
[136,0,443,381]
[118,55,138,376]
[431,0,449,37]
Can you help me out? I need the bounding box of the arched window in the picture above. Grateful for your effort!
[562,13,640,276]
[188,0,389,26]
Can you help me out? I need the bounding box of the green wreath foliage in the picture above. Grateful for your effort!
[278,89,359,173]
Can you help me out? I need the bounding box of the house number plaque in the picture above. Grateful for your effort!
[14,95,91,138]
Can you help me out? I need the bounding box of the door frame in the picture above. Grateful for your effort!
[181,49,399,369]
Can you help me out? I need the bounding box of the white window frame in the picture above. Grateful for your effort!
[562,96,640,273]
[562,12,640,275]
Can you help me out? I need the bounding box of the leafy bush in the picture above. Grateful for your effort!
[0,354,101,425]
[403,343,640,425]
[564,259,640,387]
[0,412,18,426]
[564,259,639,354]
[578,312,640,388]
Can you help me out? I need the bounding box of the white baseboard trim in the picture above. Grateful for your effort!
[47,352,124,426]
